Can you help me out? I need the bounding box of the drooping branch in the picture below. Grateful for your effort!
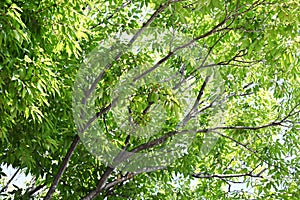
[214,162,261,192]
[192,165,266,193]
[192,168,267,179]
[196,103,300,133]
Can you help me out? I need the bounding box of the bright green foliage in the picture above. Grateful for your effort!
[0,0,299,199]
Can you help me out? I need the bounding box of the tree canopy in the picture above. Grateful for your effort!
[0,0,299,199]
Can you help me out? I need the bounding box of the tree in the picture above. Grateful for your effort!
[0,0,299,199]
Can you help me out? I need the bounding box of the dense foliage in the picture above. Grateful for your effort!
[0,0,299,199]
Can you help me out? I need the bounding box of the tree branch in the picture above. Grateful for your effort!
[81,0,266,144]
[82,0,179,107]
[183,31,229,83]
[126,101,299,163]
[103,166,165,191]
[27,183,47,196]
[179,75,211,126]
[0,168,20,194]
[192,168,267,179]
[132,7,232,83]
[132,0,265,86]
[44,1,176,198]
[44,135,80,200]
[197,103,300,133]
[81,166,115,200]
[197,121,282,133]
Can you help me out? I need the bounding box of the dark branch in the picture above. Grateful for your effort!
[81,167,115,200]
[27,183,47,196]
[103,166,165,191]
[44,135,80,200]
[192,168,267,179]
[180,76,210,126]
[44,1,177,197]
[0,168,20,194]
[132,6,232,83]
